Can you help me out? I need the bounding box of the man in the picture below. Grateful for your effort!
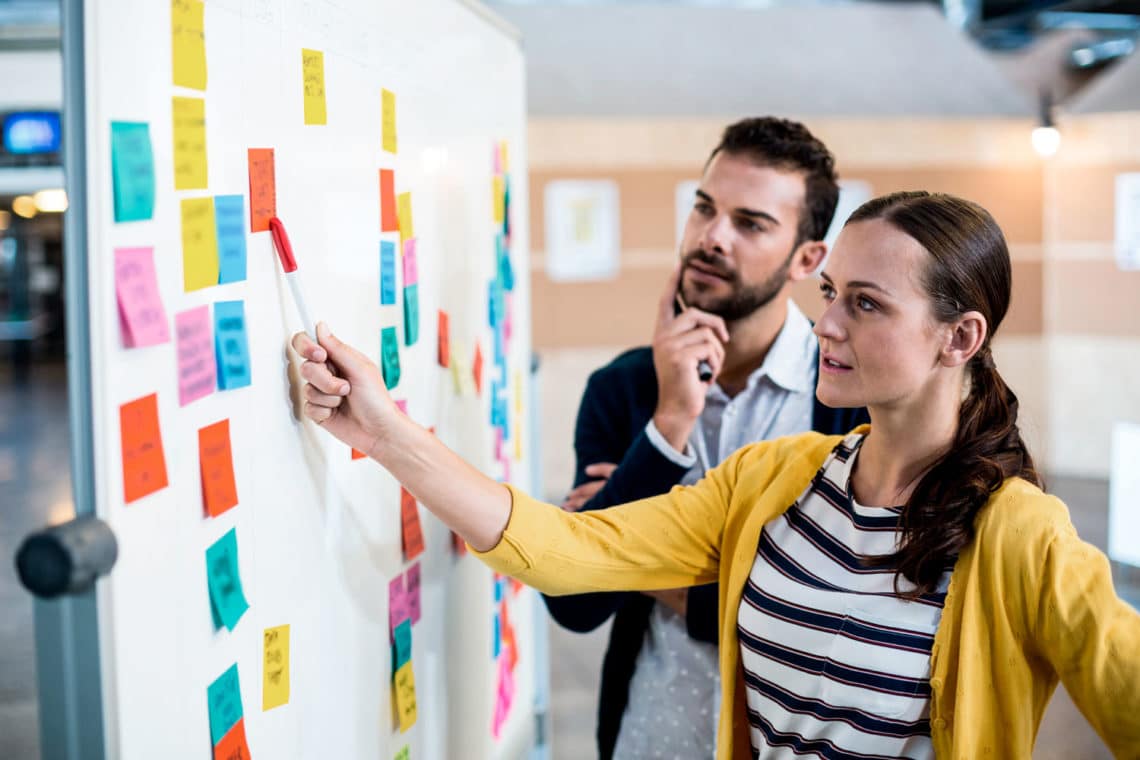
[545,117,868,759]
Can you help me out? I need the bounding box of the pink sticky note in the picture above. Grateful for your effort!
[501,457,510,484]
[395,399,408,416]
[504,294,513,342]
[175,306,216,406]
[492,655,515,738]
[405,563,421,625]
[492,143,502,176]
[494,427,504,461]
[115,247,170,347]
[402,239,418,286]
[389,574,408,634]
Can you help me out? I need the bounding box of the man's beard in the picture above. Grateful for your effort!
[680,248,793,323]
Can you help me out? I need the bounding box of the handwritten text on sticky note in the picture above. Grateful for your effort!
[199,419,238,517]
[214,195,247,284]
[400,487,425,561]
[120,393,169,504]
[380,169,398,233]
[397,192,414,246]
[301,49,327,125]
[115,247,169,347]
[181,197,219,292]
[405,562,422,624]
[110,122,155,222]
[213,300,251,390]
[247,148,276,232]
[212,717,250,760]
[393,661,417,733]
[171,0,207,90]
[172,96,208,190]
[382,88,397,153]
[389,574,408,633]
[207,663,244,745]
[206,528,250,631]
[263,625,290,711]
[381,241,397,305]
[381,326,400,390]
[403,284,419,347]
[176,306,216,406]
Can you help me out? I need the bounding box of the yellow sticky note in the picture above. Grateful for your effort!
[263,625,290,711]
[450,340,469,396]
[382,88,397,154]
[180,197,219,292]
[397,193,414,247]
[301,49,327,125]
[514,371,523,414]
[492,176,505,225]
[172,96,208,190]
[514,419,522,461]
[393,661,417,732]
[500,141,510,173]
[171,0,207,90]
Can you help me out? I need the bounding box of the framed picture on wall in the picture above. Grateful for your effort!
[1114,173,1140,271]
[544,180,620,282]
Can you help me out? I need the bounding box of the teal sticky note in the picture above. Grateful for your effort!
[207,663,243,745]
[381,326,400,389]
[213,301,251,390]
[393,618,412,670]
[380,241,397,305]
[214,195,247,284]
[205,528,250,631]
[403,284,419,346]
[496,234,514,292]
[110,122,155,222]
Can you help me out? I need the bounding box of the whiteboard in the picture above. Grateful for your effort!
[78,1,534,758]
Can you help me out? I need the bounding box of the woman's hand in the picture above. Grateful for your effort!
[291,323,400,456]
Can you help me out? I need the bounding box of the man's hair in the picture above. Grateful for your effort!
[707,117,840,246]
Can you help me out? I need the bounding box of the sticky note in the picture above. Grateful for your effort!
[172,96,208,190]
[473,343,484,396]
[437,311,449,368]
[380,241,397,305]
[110,122,155,222]
[199,419,238,517]
[213,718,250,760]
[181,197,220,292]
[207,664,243,746]
[451,531,468,556]
[301,48,327,125]
[493,143,502,175]
[394,747,409,760]
[175,306,216,406]
[214,301,252,390]
[393,661,417,732]
[381,88,397,153]
[400,487,424,561]
[247,148,276,233]
[114,247,169,347]
[393,619,412,670]
[379,169,398,232]
[206,528,250,631]
[171,0,207,90]
[396,192,413,246]
[402,239,418,286]
[119,393,169,503]
[214,196,247,284]
[493,175,505,225]
[500,141,510,173]
[492,612,501,658]
[497,234,515,292]
[381,326,400,389]
[403,284,419,347]
[263,625,290,711]
[389,574,408,633]
[351,448,367,460]
[406,562,421,624]
[514,419,523,462]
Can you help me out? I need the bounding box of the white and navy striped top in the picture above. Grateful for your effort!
[737,433,951,760]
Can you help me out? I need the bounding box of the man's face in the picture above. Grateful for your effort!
[678,151,807,322]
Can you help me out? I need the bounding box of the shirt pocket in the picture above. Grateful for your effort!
[819,606,937,721]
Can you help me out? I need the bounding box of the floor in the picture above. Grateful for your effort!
[0,362,1134,759]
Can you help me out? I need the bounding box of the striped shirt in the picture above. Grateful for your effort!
[737,433,950,760]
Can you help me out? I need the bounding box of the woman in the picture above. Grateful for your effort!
[293,191,1140,759]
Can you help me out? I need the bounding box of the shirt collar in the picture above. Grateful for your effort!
[715,299,816,396]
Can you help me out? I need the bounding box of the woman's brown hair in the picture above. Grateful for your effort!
[847,191,1043,596]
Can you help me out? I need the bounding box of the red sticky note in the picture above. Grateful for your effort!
[389,573,408,634]
[400,487,425,561]
[405,562,421,624]
[351,447,366,460]
[451,531,468,557]
[199,419,238,517]
[380,169,398,233]
[213,717,250,760]
[472,343,484,396]
[120,393,169,503]
[247,148,276,233]
[437,311,450,368]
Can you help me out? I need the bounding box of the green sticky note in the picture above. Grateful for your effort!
[403,284,419,346]
[393,618,412,670]
[394,747,410,760]
[381,326,400,389]
[207,663,243,746]
[110,122,155,222]
[205,528,250,631]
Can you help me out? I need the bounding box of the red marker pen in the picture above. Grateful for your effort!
[268,217,318,339]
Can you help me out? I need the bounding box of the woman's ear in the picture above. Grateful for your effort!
[940,311,988,368]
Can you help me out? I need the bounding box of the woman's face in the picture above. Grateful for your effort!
[813,218,953,411]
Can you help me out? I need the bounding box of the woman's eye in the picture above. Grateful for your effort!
[857,296,876,312]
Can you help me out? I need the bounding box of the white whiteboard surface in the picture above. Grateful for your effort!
[81,1,534,758]
[1109,421,1140,568]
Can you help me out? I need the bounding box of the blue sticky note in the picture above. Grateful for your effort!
[207,664,243,746]
[205,528,250,631]
[214,195,247,284]
[380,240,397,305]
[492,614,501,659]
[403,284,419,346]
[381,326,401,389]
[393,618,413,670]
[110,121,155,222]
[496,234,514,292]
[213,301,251,390]
[493,326,504,367]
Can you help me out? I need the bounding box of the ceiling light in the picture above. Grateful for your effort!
[33,188,68,213]
[12,196,37,219]
[1032,89,1061,159]
[0,210,10,231]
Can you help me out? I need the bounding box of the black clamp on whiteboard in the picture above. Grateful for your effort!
[15,516,118,599]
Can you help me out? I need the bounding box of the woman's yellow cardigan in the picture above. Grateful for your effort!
[474,429,1140,759]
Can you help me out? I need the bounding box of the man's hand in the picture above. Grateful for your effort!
[652,267,728,452]
[643,588,688,618]
[561,462,617,511]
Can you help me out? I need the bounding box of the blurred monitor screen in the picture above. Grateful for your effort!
[3,111,62,155]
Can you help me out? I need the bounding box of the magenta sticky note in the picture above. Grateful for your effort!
[389,574,408,634]
[504,293,513,342]
[405,562,421,625]
[494,427,504,461]
[395,399,408,416]
[402,239,418,286]
[175,305,216,406]
[115,247,170,347]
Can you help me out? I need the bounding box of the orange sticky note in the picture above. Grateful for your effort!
[437,311,450,368]
[472,343,484,396]
[451,531,468,557]
[213,717,250,760]
[380,169,398,233]
[400,487,425,561]
[351,448,366,460]
[120,393,169,504]
[247,148,276,233]
[199,419,238,517]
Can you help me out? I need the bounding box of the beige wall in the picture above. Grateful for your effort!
[528,115,1140,493]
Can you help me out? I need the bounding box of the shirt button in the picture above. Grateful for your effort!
[932,717,947,730]
[930,677,943,690]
